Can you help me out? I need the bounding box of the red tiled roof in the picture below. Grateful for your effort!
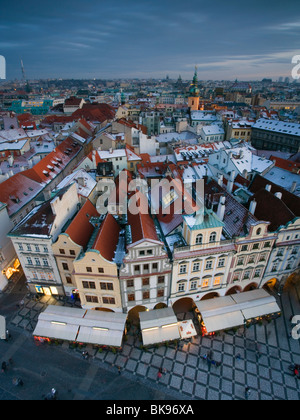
[23,137,81,184]
[249,174,300,218]
[0,172,44,216]
[65,200,99,249]
[270,156,300,174]
[127,192,160,245]
[93,213,120,261]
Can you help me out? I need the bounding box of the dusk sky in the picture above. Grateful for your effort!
[1,0,300,81]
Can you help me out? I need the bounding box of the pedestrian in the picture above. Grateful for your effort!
[245,387,251,400]
[118,366,121,375]
[236,353,241,361]
[294,367,299,378]
[157,370,162,380]
[1,361,7,373]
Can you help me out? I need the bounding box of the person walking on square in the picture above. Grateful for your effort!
[245,386,251,400]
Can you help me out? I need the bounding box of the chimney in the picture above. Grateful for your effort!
[227,170,235,193]
[249,199,257,215]
[217,196,226,221]
[290,181,297,193]
[218,174,223,186]
[275,192,282,200]
[265,184,272,192]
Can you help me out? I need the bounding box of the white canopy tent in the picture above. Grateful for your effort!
[140,307,180,346]
[196,289,281,334]
[33,305,127,347]
[0,315,6,340]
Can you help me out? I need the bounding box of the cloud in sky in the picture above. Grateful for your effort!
[0,0,300,80]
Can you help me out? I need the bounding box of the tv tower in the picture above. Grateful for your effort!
[21,59,26,81]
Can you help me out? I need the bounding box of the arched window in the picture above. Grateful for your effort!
[209,232,217,243]
[196,234,203,245]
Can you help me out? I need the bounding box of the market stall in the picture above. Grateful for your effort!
[140,307,180,346]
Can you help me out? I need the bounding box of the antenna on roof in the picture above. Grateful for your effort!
[21,59,26,81]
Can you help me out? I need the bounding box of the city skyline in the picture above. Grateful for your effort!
[0,0,300,81]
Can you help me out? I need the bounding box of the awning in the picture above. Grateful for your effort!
[0,316,6,340]
[178,320,197,339]
[140,307,180,346]
[196,289,281,334]
[33,305,127,347]
[76,311,127,347]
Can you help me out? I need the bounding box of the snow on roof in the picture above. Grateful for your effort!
[190,111,217,121]
[201,125,225,135]
[98,149,126,159]
[55,169,97,198]
[253,118,300,137]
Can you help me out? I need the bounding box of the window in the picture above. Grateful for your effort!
[86,295,98,303]
[218,258,225,268]
[202,278,210,288]
[147,249,153,255]
[205,260,213,270]
[139,250,145,256]
[157,288,164,297]
[237,257,244,266]
[26,244,32,252]
[35,258,41,266]
[70,250,76,256]
[66,276,72,284]
[17,243,24,251]
[193,262,200,272]
[241,245,248,252]
[143,264,149,272]
[264,242,271,248]
[127,279,134,288]
[128,293,135,302]
[179,264,187,274]
[59,249,65,255]
[101,282,113,291]
[178,282,185,292]
[98,267,104,274]
[252,243,260,250]
[214,277,221,286]
[254,269,261,278]
[86,267,92,273]
[142,278,150,286]
[62,263,69,271]
[158,276,165,284]
[134,265,140,274]
[143,290,150,300]
[152,263,158,271]
[190,280,197,290]
[43,246,48,253]
[209,232,217,243]
[35,245,40,252]
[103,297,115,305]
[42,258,49,267]
[243,270,251,280]
[196,234,203,245]
[82,281,96,289]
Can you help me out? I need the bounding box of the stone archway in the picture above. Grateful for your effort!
[243,282,258,292]
[172,297,195,315]
[154,302,167,310]
[127,305,148,325]
[226,285,242,295]
[94,307,115,312]
[201,292,220,301]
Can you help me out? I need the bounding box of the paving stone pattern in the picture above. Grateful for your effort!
[9,286,300,400]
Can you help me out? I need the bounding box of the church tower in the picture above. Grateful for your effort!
[188,67,200,111]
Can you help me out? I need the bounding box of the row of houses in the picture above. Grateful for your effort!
[7,169,300,321]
